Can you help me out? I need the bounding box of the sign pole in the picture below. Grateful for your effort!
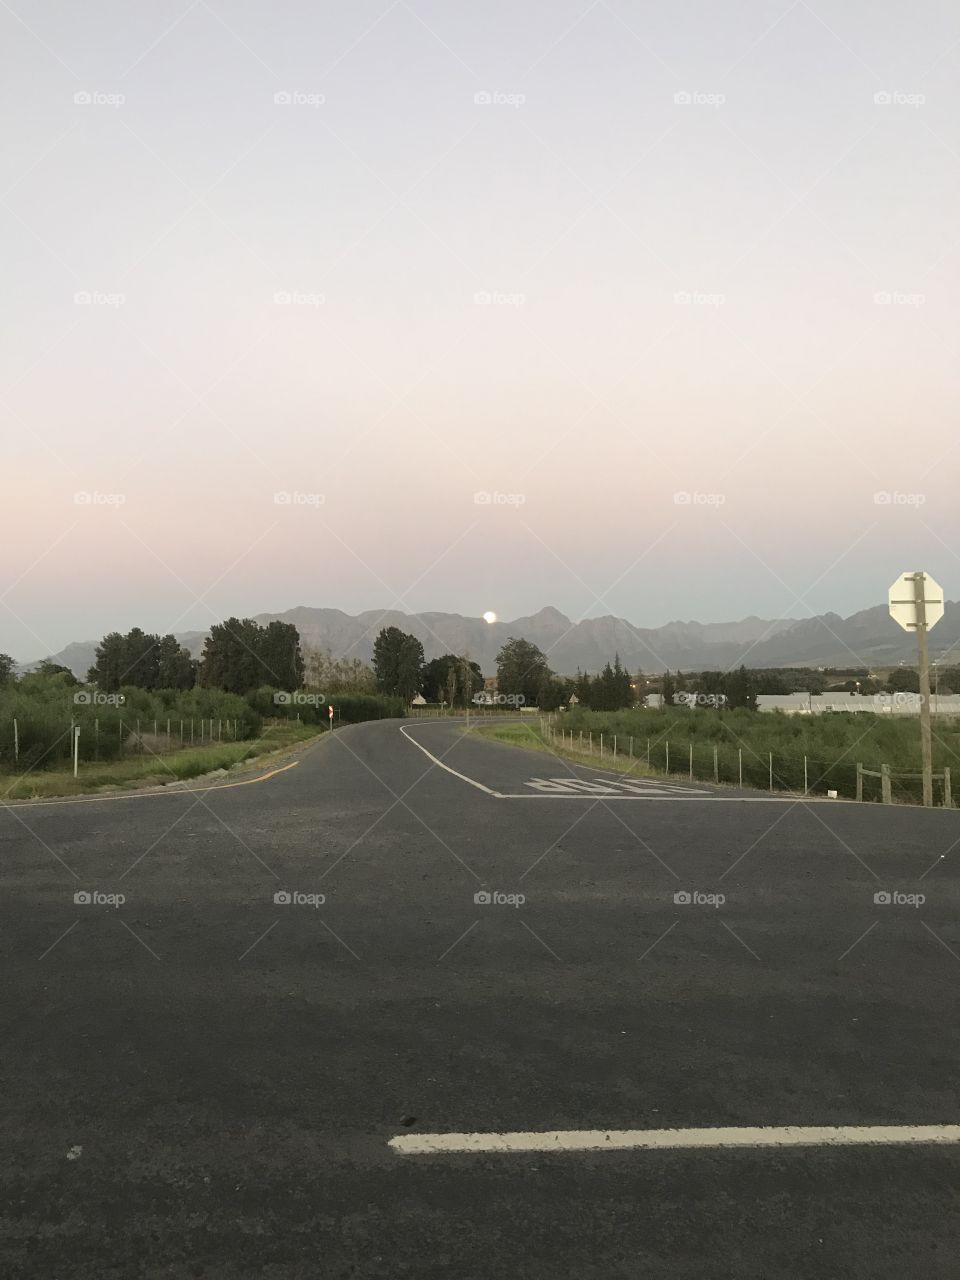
[912,572,934,807]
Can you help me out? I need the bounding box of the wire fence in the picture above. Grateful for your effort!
[541,720,956,808]
[1,716,250,773]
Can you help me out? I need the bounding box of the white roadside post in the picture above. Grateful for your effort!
[328,704,334,731]
[73,725,80,778]
[888,571,945,807]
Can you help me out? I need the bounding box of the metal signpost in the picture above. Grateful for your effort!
[888,571,945,806]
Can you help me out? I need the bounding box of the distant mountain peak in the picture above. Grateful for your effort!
[29,600,955,679]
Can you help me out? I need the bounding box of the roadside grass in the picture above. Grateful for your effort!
[476,710,960,804]
[0,720,326,802]
[471,720,662,781]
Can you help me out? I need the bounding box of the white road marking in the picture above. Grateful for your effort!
[398,724,502,795]
[389,1124,960,1155]
[399,724,833,802]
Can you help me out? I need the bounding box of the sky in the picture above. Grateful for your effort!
[2,0,959,660]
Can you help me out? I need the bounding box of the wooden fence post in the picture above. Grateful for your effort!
[768,752,773,793]
[738,748,742,787]
[689,743,693,780]
[944,766,953,809]
[881,764,892,805]
[856,763,863,802]
[665,741,670,774]
[713,745,719,784]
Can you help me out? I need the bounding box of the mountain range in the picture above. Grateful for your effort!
[29,601,960,679]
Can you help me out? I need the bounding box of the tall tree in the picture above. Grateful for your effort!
[0,654,14,686]
[88,632,128,691]
[724,665,758,710]
[200,618,303,694]
[496,637,551,705]
[373,627,424,700]
[156,635,195,690]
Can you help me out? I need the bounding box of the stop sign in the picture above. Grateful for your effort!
[888,571,945,632]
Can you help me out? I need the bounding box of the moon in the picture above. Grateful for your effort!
[482,611,497,624]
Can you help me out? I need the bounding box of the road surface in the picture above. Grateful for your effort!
[2,716,960,1277]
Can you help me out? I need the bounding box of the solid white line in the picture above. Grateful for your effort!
[398,723,835,803]
[389,1124,960,1155]
[398,724,503,796]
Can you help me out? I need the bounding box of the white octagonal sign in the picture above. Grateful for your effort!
[888,571,945,632]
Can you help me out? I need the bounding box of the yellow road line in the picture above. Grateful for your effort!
[0,760,300,811]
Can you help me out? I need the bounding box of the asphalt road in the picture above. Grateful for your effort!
[3,715,960,1278]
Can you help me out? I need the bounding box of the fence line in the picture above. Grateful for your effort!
[537,717,956,808]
